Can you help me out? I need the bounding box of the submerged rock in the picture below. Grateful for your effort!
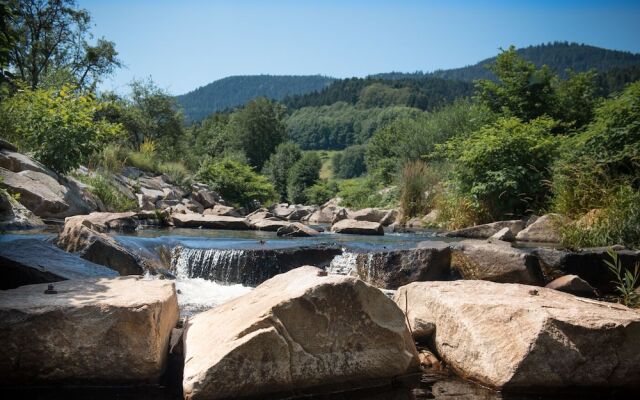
[0,239,118,290]
[183,266,419,400]
[331,219,384,235]
[0,277,179,385]
[170,214,250,230]
[395,280,640,390]
[444,220,525,239]
[450,240,544,285]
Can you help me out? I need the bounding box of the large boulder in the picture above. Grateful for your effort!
[0,239,118,290]
[183,266,419,399]
[353,242,452,289]
[0,168,96,218]
[0,277,179,385]
[270,203,296,219]
[68,211,138,232]
[57,216,144,275]
[444,220,525,239]
[192,188,220,209]
[251,218,290,232]
[305,208,335,224]
[349,208,396,225]
[450,240,544,285]
[170,214,250,230]
[515,214,563,243]
[395,280,640,390]
[0,190,44,229]
[0,148,57,179]
[331,219,384,236]
[286,205,316,221]
[276,222,319,237]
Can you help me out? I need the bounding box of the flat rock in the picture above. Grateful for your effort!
[445,220,525,239]
[545,274,597,297]
[349,208,395,224]
[183,266,419,399]
[331,219,384,235]
[70,211,138,232]
[203,204,241,217]
[170,214,250,230]
[251,218,290,231]
[353,241,451,289]
[515,214,563,243]
[276,222,319,237]
[0,239,118,290]
[451,240,544,285]
[395,280,640,390]
[0,277,179,385]
[0,148,57,179]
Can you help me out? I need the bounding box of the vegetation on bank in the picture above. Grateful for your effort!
[1,1,639,250]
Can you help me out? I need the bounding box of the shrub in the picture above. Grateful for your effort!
[605,250,639,307]
[286,152,322,204]
[433,186,487,230]
[76,173,137,212]
[0,85,123,173]
[90,143,128,173]
[304,180,339,206]
[338,178,385,209]
[196,158,277,208]
[158,161,190,188]
[442,116,559,221]
[127,150,157,172]
[262,141,302,201]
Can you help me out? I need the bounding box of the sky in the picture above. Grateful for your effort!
[79,0,640,96]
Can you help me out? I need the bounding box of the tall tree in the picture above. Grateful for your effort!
[262,141,302,201]
[5,0,120,90]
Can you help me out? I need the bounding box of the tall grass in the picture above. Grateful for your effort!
[158,161,191,188]
[76,173,137,212]
[399,160,430,221]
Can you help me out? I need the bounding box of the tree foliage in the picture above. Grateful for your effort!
[286,152,321,204]
[262,141,302,202]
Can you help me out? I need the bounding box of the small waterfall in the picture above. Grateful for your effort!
[327,250,359,275]
[172,247,249,284]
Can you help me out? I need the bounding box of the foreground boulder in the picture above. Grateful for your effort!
[353,242,451,289]
[170,214,250,230]
[0,277,179,385]
[331,219,384,235]
[395,280,640,390]
[444,220,525,239]
[451,240,544,285]
[0,190,44,229]
[57,216,144,275]
[0,239,118,289]
[183,266,419,399]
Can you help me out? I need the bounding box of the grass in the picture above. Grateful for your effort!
[157,161,191,189]
[314,150,340,180]
[605,250,640,307]
[75,172,137,212]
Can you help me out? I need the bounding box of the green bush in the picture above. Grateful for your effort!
[158,161,190,188]
[90,143,128,173]
[0,85,123,173]
[442,116,559,221]
[127,150,157,172]
[262,141,302,201]
[433,185,487,230]
[76,173,137,212]
[287,152,322,204]
[338,178,386,209]
[304,180,339,206]
[196,157,277,208]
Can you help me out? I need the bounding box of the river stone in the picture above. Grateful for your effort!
[0,276,179,385]
[515,214,563,243]
[170,214,250,230]
[451,240,544,285]
[286,206,315,221]
[354,241,451,289]
[0,239,118,290]
[203,204,240,217]
[276,222,319,237]
[545,274,597,297]
[0,189,44,229]
[331,219,384,235]
[349,208,390,223]
[488,227,515,242]
[57,216,144,275]
[183,266,419,399]
[251,218,290,231]
[444,220,525,239]
[395,280,640,390]
[192,188,219,209]
[69,211,138,232]
[271,203,296,219]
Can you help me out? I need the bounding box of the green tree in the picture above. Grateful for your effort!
[287,152,321,204]
[552,70,600,130]
[196,157,277,208]
[229,97,286,170]
[5,0,120,90]
[262,141,302,201]
[0,85,123,173]
[304,180,339,205]
[443,116,559,220]
[476,46,555,122]
[334,144,366,179]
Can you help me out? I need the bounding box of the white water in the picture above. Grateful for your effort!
[175,277,252,316]
[327,250,359,275]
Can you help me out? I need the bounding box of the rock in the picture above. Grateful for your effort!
[331,219,384,235]
[286,205,315,221]
[192,188,219,209]
[57,216,144,275]
[251,218,290,232]
[181,198,204,213]
[203,204,241,217]
[0,277,179,385]
[0,239,118,289]
[170,214,250,230]
[156,199,180,209]
[0,148,57,179]
[395,280,640,390]
[140,187,164,204]
[305,209,334,224]
[331,208,349,224]
[404,217,423,228]
[169,203,196,215]
[353,241,451,289]
[69,211,138,232]
[488,227,515,242]
[349,208,391,223]
[534,247,640,294]
[545,274,598,297]
[270,203,296,219]
[276,222,319,237]
[162,186,185,201]
[0,138,18,151]
[418,350,442,372]
[421,209,440,226]
[451,240,544,285]
[379,209,398,226]
[0,190,44,229]
[246,208,275,222]
[138,175,169,191]
[0,168,96,218]
[515,214,563,243]
[182,266,419,399]
[445,220,525,239]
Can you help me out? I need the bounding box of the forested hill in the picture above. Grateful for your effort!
[428,42,640,82]
[176,75,335,123]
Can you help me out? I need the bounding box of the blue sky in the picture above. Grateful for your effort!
[79,0,640,95]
